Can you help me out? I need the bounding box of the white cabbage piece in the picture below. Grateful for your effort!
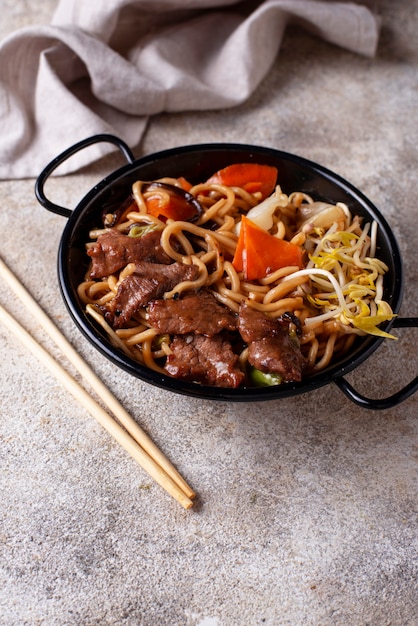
[297,202,348,230]
[235,186,289,234]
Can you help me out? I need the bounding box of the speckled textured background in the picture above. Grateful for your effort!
[0,2,417,625]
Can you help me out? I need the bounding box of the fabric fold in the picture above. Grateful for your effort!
[0,0,380,179]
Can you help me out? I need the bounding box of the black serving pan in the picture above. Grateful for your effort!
[35,134,418,409]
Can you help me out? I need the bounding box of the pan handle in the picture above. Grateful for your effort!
[34,134,135,218]
[334,317,418,410]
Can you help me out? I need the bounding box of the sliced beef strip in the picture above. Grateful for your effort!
[238,303,304,382]
[108,261,200,328]
[165,334,245,388]
[88,229,172,279]
[147,290,237,336]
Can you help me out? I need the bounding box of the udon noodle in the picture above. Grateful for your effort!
[77,168,396,386]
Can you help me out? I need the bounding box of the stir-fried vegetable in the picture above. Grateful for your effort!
[128,223,158,238]
[235,185,290,234]
[232,215,304,280]
[206,163,278,200]
[249,367,283,387]
[297,201,348,231]
[303,228,397,338]
[142,182,201,222]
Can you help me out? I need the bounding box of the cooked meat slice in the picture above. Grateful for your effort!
[238,303,284,343]
[247,337,303,382]
[108,261,200,327]
[165,334,245,388]
[88,229,172,278]
[147,290,237,336]
[238,303,304,382]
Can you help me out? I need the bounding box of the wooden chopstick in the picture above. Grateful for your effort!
[0,256,195,509]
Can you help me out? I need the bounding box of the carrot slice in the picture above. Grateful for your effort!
[145,192,197,221]
[232,216,304,280]
[206,163,278,199]
[232,234,244,273]
[177,176,193,192]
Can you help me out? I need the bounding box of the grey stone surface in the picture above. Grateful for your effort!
[0,2,417,625]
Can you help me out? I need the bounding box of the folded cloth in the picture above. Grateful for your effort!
[0,0,380,179]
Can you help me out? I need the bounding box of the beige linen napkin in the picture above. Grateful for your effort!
[0,0,380,179]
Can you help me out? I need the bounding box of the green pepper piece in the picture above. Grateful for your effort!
[152,334,170,350]
[249,367,283,387]
[129,224,157,238]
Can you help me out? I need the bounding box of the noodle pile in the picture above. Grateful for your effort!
[77,172,396,385]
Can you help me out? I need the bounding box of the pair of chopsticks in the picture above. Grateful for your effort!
[0,255,196,509]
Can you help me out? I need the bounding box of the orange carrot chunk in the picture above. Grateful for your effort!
[206,163,278,200]
[232,216,304,281]
[177,176,193,192]
[145,189,197,221]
